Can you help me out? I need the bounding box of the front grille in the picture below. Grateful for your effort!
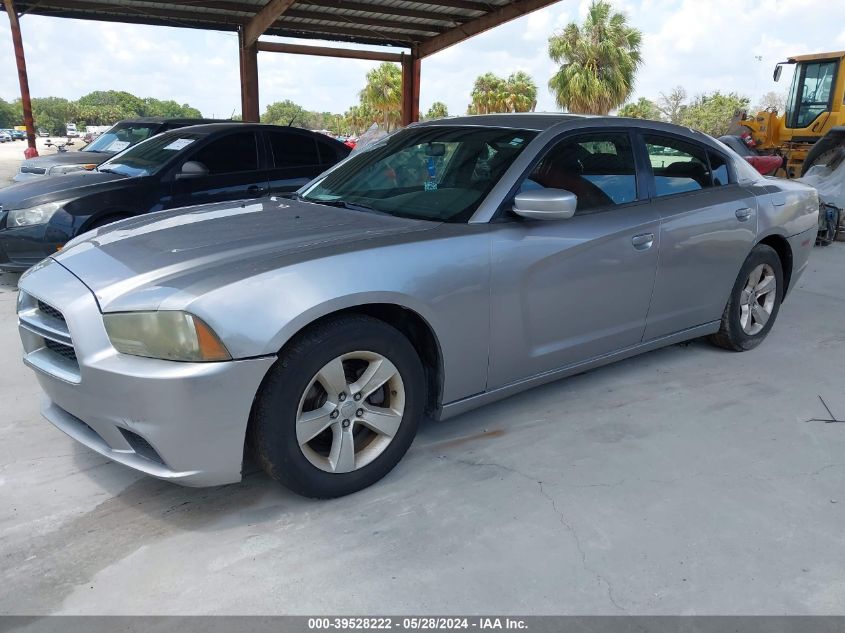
[44,338,77,362]
[19,165,47,175]
[37,300,66,323]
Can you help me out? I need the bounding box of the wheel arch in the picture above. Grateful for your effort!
[270,301,445,419]
[756,233,793,295]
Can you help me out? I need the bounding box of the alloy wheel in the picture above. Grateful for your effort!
[739,263,777,335]
[296,351,405,473]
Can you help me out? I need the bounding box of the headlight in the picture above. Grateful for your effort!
[103,311,231,362]
[48,164,88,175]
[7,200,69,227]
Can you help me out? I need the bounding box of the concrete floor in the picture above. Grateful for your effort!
[1,246,844,616]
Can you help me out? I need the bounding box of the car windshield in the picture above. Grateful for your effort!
[300,126,538,223]
[98,132,204,177]
[83,123,160,154]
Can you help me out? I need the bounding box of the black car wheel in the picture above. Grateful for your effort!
[710,244,783,352]
[249,314,425,498]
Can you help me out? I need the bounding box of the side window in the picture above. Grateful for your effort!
[317,140,342,165]
[190,132,258,175]
[644,135,714,197]
[268,132,320,168]
[521,132,638,214]
[709,152,730,186]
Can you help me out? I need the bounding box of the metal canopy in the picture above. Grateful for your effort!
[6,0,558,53]
[3,0,560,131]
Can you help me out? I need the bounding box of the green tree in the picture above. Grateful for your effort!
[548,0,643,115]
[360,62,402,131]
[469,72,507,114]
[76,90,145,123]
[261,99,307,127]
[29,97,76,135]
[618,97,661,120]
[142,98,201,118]
[424,101,449,120]
[679,91,750,137]
[657,86,687,124]
[0,98,21,128]
[504,71,538,112]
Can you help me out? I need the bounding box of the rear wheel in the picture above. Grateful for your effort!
[709,245,783,351]
[249,315,425,498]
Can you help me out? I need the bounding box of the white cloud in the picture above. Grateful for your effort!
[3,1,845,118]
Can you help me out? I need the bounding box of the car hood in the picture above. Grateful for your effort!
[51,197,439,311]
[0,170,128,208]
[20,150,113,169]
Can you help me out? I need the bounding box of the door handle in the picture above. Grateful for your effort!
[735,207,753,221]
[632,233,655,251]
[247,185,265,192]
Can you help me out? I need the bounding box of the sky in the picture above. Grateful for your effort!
[2,0,845,119]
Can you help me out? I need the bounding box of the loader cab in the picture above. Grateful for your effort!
[775,53,844,131]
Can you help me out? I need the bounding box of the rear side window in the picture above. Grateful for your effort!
[644,135,730,197]
[317,140,343,164]
[190,132,258,174]
[520,132,638,214]
[267,132,320,167]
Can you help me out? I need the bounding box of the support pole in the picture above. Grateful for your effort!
[238,28,260,122]
[3,0,37,156]
[401,52,420,127]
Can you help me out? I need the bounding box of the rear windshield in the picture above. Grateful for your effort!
[301,126,538,223]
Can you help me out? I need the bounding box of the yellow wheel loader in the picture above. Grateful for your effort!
[730,51,845,178]
[728,51,845,242]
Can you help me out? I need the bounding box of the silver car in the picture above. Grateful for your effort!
[17,115,819,498]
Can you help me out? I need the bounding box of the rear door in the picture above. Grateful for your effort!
[639,132,758,340]
[169,130,267,208]
[264,130,337,194]
[488,129,661,389]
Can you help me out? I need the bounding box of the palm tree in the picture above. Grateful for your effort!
[359,62,402,132]
[505,71,538,113]
[470,72,506,114]
[425,102,449,120]
[547,0,643,115]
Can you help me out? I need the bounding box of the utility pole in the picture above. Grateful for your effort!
[3,0,38,157]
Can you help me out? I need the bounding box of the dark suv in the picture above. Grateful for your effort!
[0,123,350,271]
[14,117,231,182]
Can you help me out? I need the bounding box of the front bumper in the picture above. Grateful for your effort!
[0,220,69,272]
[18,259,276,486]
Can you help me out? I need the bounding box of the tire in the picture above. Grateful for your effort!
[249,314,425,498]
[709,244,783,352]
[801,129,845,176]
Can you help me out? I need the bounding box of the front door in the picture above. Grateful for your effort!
[169,131,267,208]
[488,130,660,390]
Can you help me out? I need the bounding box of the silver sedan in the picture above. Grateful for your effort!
[17,115,819,497]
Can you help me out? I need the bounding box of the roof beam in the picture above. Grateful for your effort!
[296,1,467,24]
[243,0,296,47]
[417,0,562,58]
[256,40,406,62]
[284,8,448,34]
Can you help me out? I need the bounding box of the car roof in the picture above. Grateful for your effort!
[414,112,724,146]
[159,122,339,137]
[116,117,232,126]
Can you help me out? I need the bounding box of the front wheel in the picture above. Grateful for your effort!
[249,315,425,498]
[709,244,783,351]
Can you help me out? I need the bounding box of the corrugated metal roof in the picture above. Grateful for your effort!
[6,0,558,52]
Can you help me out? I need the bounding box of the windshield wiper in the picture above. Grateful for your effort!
[307,198,389,216]
[97,167,121,175]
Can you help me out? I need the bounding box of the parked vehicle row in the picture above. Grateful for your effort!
[14,114,819,498]
[14,117,232,182]
[0,123,350,271]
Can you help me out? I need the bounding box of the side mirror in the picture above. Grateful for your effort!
[513,188,578,220]
[773,64,783,82]
[176,160,209,180]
